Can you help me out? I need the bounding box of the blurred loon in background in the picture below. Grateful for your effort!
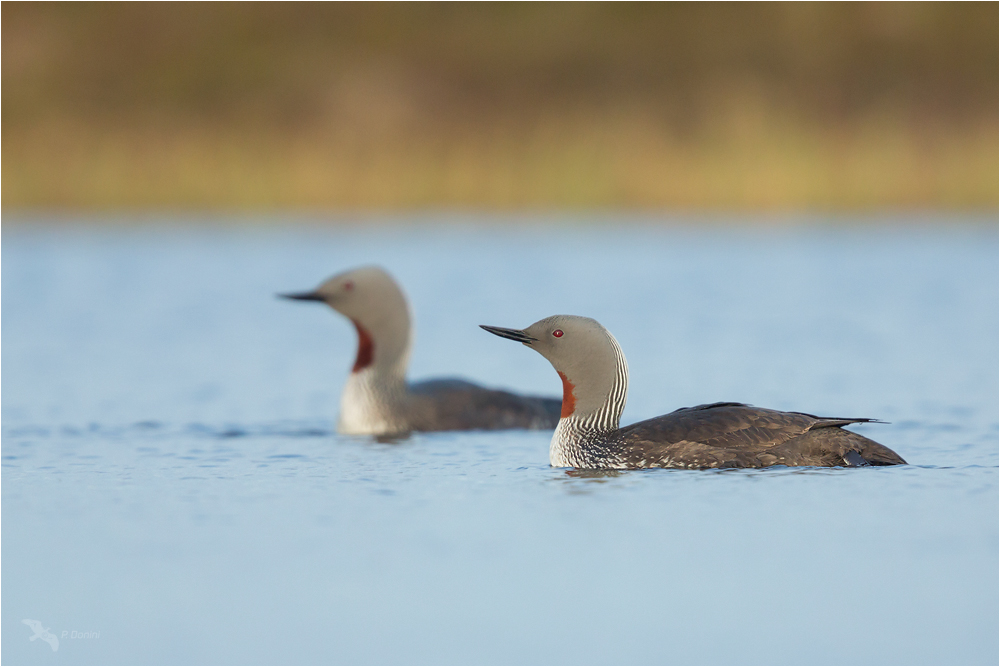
[281,266,560,436]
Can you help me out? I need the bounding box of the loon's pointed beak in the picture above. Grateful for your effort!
[480,325,537,345]
[278,291,326,302]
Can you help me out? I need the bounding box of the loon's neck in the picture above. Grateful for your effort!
[550,416,625,468]
[549,333,630,468]
[337,319,413,435]
[339,366,409,435]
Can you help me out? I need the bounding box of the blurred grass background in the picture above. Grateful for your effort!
[3,2,997,211]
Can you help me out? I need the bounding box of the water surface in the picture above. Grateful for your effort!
[3,216,997,664]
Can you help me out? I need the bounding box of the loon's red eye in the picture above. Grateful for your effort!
[552,329,564,338]
[344,281,354,291]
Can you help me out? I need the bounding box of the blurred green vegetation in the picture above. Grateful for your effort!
[3,2,997,211]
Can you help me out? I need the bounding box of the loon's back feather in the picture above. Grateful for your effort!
[617,403,904,468]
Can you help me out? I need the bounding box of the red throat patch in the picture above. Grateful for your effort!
[557,371,576,418]
[351,320,375,372]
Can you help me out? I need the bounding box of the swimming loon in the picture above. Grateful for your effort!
[481,314,906,469]
[281,266,561,436]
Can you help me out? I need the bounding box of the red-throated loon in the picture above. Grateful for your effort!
[281,266,560,436]
[481,315,906,469]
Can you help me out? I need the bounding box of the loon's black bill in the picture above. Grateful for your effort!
[480,325,536,344]
[279,291,326,302]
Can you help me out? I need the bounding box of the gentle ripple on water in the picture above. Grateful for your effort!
[2,218,997,665]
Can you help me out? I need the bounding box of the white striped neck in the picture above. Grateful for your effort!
[549,329,629,467]
[550,417,626,468]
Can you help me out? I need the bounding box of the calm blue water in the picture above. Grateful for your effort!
[3,216,997,665]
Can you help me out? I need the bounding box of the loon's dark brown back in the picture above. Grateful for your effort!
[615,403,906,469]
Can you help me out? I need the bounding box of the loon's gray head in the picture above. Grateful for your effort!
[481,315,628,423]
[281,266,412,373]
